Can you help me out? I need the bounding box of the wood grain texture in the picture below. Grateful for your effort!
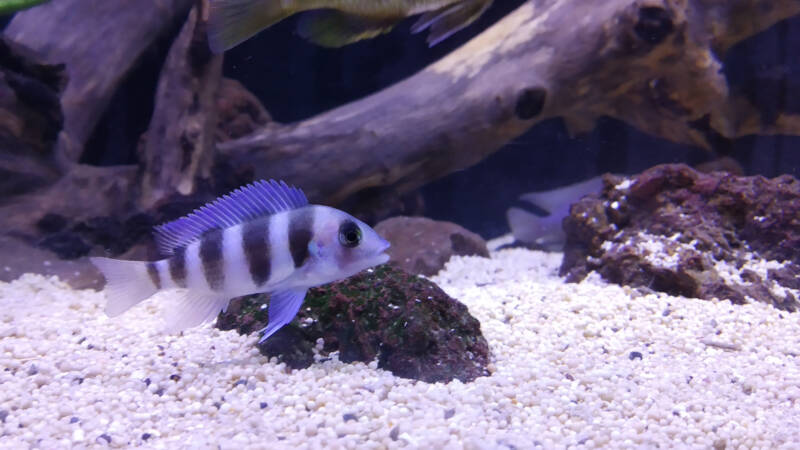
[138,2,223,209]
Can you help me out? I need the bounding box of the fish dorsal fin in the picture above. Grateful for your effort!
[154,179,308,255]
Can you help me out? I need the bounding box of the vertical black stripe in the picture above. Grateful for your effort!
[169,246,187,288]
[200,229,225,291]
[243,218,271,286]
[288,207,314,268]
[146,262,161,290]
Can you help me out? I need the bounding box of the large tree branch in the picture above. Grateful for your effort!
[4,0,195,168]
[219,0,800,206]
[0,164,137,233]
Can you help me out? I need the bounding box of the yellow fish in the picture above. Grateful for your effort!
[0,0,49,15]
[207,0,493,52]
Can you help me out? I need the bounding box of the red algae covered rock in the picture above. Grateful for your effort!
[560,164,800,311]
[217,264,490,383]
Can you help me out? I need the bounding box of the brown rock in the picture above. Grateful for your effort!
[374,216,489,276]
[560,164,800,311]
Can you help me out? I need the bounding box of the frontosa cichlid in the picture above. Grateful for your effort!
[91,180,390,343]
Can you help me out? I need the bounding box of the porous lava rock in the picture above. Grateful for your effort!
[560,164,800,311]
[374,216,489,276]
[217,264,490,383]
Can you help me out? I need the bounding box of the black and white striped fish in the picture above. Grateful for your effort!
[90,180,390,343]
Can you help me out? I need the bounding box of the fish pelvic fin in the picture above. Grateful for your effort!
[162,291,231,334]
[258,288,307,343]
[90,257,159,317]
[297,10,398,48]
[207,0,292,53]
[411,0,492,46]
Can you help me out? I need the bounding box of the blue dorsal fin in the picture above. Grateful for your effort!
[154,179,308,255]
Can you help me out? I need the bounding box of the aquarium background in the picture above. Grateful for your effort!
[4,0,793,239]
[223,5,800,238]
[2,2,800,449]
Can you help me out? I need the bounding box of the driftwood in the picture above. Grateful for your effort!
[138,1,223,210]
[0,37,65,198]
[1,0,799,250]
[218,0,800,206]
[4,0,195,168]
[1,164,137,232]
[0,2,261,239]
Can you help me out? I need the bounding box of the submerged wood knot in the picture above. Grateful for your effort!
[634,6,674,45]
[514,87,547,120]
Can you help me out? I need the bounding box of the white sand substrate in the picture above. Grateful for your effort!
[1,248,799,449]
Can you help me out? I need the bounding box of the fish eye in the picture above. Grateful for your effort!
[338,221,362,248]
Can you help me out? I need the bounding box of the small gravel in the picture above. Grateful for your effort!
[1,248,799,448]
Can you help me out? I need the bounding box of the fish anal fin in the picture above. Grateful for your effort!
[410,3,464,34]
[412,0,492,47]
[257,288,307,343]
[297,10,398,48]
[162,291,231,334]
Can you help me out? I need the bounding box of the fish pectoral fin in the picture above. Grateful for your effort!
[411,0,492,46]
[257,288,308,343]
[296,10,398,48]
[207,0,293,53]
[162,291,231,334]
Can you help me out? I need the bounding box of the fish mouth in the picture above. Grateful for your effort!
[372,238,391,265]
[354,250,389,275]
[378,237,391,253]
[374,252,390,265]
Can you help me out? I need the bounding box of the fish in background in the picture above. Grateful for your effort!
[91,180,390,343]
[207,0,494,52]
[506,176,605,251]
[0,0,49,15]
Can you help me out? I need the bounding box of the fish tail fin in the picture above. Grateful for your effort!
[90,257,158,317]
[506,207,566,251]
[207,0,291,53]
